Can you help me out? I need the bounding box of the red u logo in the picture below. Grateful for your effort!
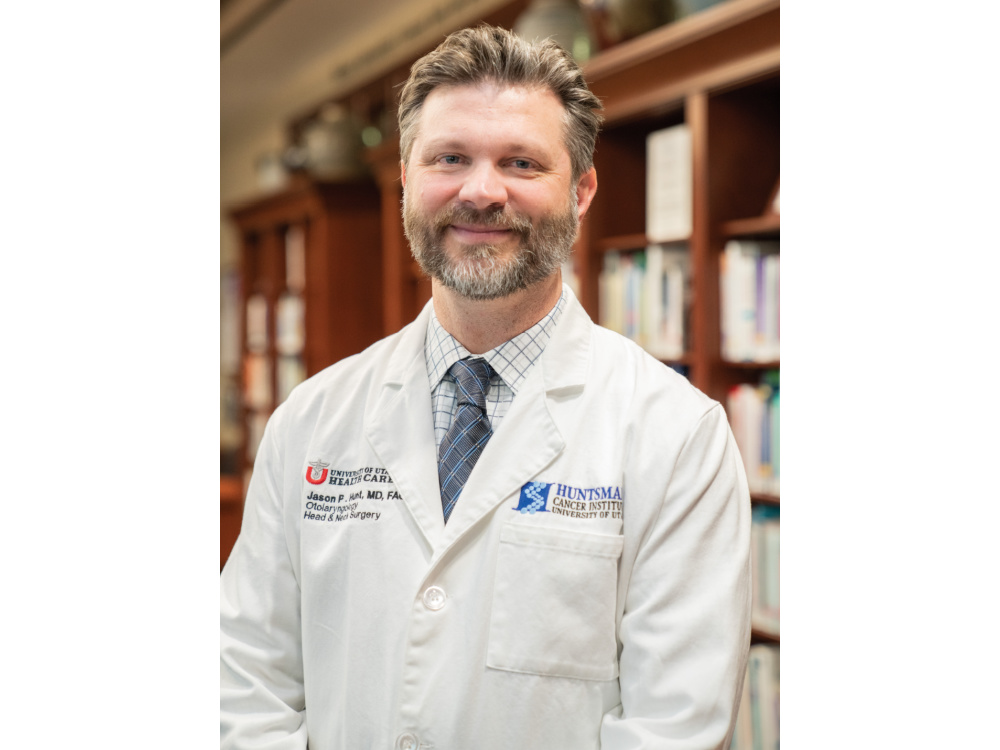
[306,466,329,485]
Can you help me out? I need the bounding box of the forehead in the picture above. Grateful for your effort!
[413,82,568,154]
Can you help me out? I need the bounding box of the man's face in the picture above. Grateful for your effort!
[401,82,596,300]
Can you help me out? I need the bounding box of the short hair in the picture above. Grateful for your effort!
[398,25,603,182]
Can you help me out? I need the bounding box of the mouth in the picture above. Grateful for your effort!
[447,223,515,244]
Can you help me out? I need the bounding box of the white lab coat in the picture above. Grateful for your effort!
[221,286,751,750]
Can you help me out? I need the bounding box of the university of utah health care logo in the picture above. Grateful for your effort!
[306,459,330,485]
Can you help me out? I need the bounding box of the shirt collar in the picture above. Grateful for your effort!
[425,289,567,395]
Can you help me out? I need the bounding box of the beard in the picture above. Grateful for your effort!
[403,190,579,301]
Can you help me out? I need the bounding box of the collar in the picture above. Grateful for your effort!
[425,288,567,395]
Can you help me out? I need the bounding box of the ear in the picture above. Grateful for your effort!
[400,160,407,188]
[575,167,597,222]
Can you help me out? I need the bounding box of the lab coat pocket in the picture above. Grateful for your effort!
[487,523,624,681]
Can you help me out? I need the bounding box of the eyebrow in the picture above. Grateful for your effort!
[417,137,555,158]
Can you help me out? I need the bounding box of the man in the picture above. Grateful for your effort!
[221,25,751,750]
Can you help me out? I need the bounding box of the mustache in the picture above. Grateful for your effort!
[433,204,533,235]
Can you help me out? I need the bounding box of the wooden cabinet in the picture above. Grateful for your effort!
[222,175,383,569]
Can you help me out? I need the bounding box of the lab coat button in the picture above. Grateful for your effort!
[395,732,419,750]
[422,585,446,611]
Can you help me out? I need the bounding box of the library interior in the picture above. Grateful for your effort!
[221,0,780,747]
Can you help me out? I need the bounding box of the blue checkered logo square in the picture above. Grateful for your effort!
[514,481,551,514]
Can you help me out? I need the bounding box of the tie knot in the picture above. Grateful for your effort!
[449,358,493,411]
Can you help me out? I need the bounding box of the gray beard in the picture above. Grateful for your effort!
[403,191,578,301]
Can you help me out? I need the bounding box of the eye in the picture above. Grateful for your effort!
[440,154,462,165]
[511,159,533,169]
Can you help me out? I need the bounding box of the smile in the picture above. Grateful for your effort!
[448,224,515,243]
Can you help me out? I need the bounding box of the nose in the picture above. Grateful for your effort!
[457,161,508,209]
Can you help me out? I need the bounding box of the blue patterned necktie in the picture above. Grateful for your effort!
[438,358,494,523]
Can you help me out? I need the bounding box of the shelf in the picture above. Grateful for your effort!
[221,476,243,506]
[597,233,692,253]
[722,359,779,370]
[751,492,779,506]
[751,628,779,645]
[721,213,780,238]
[584,0,781,126]
[598,233,651,253]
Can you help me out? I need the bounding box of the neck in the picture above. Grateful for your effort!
[431,272,563,354]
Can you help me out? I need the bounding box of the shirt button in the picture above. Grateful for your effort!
[396,732,419,750]
[422,585,446,611]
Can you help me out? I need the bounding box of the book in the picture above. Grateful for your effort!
[275,293,305,356]
[751,505,780,635]
[721,241,780,363]
[644,244,689,359]
[646,124,692,243]
[600,244,690,361]
[731,643,780,750]
[728,381,780,496]
[244,353,272,411]
[245,293,269,353]
[748,644,780,750]
[285,224,306,293]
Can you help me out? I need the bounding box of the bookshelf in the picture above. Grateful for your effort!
[577,0,780,658]
[222,174,384,568]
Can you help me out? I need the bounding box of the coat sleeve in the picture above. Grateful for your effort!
[221,407,308,749]
[601,402,752,750]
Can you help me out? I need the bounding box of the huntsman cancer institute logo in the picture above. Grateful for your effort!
[515,482,552,514]
[306,459,330,485]
[514,481,624,520]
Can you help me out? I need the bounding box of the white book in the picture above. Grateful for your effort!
[748,645,780,750]
[285,225,307,293]
[599,252,616,333]
[245,293,269,353]
[646,124,692,243]
[760,253,780,361]
[720,244,734,360]
[642,244,663,352]
[244,353,272,411]
[751,514,780,635]
[275,293,305,356]
[624,253,641,342]
[721,242,752,362]
[763,519,780,633]
[745,387,764,494]
[734,243,758,362]
[663,250,688,357]
[644,244,689,360]
[729,385,763,494]
[769,390,780,496]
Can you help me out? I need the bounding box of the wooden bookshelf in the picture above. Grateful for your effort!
[222,175,384,569]
[722,213,780,238]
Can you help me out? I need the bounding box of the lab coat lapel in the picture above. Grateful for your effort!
[439,286,593,548]
[365,302,445,550]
